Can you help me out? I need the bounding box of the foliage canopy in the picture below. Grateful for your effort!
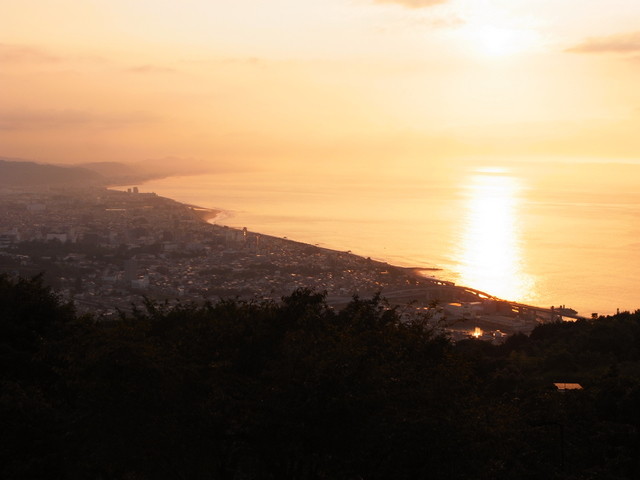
[1,275,639,479]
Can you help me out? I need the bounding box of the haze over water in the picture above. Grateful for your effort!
[133,162,640,316]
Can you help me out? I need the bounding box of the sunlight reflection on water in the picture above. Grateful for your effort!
[455,171,536,302]
[126,165,640,315]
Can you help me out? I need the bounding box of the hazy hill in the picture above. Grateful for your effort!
[0,155,216,188]
[79,157,210,185]
[0,159,104,187]
[77,161,151,185]
[78,161,139,178]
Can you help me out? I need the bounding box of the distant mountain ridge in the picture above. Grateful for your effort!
[76,161,153,185]
[0,159,105,187]
[77,161,139,178]
[0,157,210,188]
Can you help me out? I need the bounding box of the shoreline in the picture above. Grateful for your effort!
[189,206,223,223]
[108,184,590,318]
[107,182,475,296]
[168,195,526,308]
[182,201,588,322]
[0,184,590,328]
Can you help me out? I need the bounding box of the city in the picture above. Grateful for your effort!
[0,185,562,340]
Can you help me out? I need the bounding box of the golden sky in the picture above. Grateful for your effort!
[2,0,640,174]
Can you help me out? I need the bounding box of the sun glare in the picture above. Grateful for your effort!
[462,24,539,58]
[455,171,535,301]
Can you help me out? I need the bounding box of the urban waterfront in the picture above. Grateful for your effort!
[1,184,578,343]
[132,164,640,317]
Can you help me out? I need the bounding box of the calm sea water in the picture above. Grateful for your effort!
[124,164,640,316]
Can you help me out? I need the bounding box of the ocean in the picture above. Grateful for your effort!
[121,162,640,316]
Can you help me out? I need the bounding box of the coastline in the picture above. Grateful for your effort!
[0,184,586,334]
[131,187,563,300]
[118,170,638,317]
[166,193,581,325]
[189,206,222,223]
[108,179,595,318]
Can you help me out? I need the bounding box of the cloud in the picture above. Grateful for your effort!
[372,13,463,35]
[0,43,108,66]
[125,64,177,74]
[0,43,60,63]
[399,14,463,30]
[372,0,448,8]
[567,31,640,54]
[0,109,156,131]
[373,0,449,9]
[419,15,464,29]
[220,57,264,66]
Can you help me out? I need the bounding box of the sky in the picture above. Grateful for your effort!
[2,0,640,176]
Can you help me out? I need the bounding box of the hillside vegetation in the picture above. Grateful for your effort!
[1,274,639,479]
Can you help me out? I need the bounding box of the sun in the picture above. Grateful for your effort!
[461,24,539,58]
